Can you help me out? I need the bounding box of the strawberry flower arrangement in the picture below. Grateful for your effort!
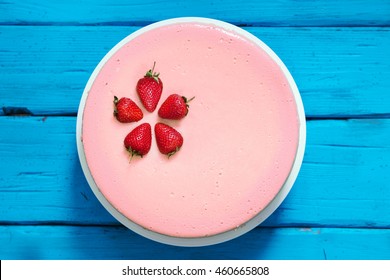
[113,62,194,159]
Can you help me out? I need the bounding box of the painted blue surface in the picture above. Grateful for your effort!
[0,0,389,260]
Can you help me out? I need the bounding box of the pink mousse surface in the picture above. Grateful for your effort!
[81,22,300,238]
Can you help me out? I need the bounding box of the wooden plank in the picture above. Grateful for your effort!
[0,225,389,259]
[0,116,115,224]
[0,117,389,228]
[1,26,389,117]
[1,0,389,26]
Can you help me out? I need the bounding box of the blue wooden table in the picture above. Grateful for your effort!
[1,0,389,260]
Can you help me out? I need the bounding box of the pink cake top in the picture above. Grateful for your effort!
[79,19,303,242]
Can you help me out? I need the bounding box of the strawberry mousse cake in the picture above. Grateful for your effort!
[77,17,306,246]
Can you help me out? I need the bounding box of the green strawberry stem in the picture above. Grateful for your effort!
[113,96,119,115]
[126,147,143,163]
[183,96,195,114]
[167,147,180,159]
[183,96,195,105]
[145,61,160,83]
[113,96,119,104]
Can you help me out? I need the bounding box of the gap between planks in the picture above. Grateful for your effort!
[0,222,388,230]
[2,111,390,120]
[1,22,390,28]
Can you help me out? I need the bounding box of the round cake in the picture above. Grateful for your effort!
[77,17,306,246]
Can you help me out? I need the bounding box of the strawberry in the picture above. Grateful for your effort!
[155,123,184,157]
[136,62,163,112]
[158,94,195,120]
[113,96,143,123]
[124,123,152,158]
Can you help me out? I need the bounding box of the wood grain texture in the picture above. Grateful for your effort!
[1,117,389,228]
[1,0,389,26]
[1,0,389,260]
[1,26,389,117]
[1,226,389,260]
